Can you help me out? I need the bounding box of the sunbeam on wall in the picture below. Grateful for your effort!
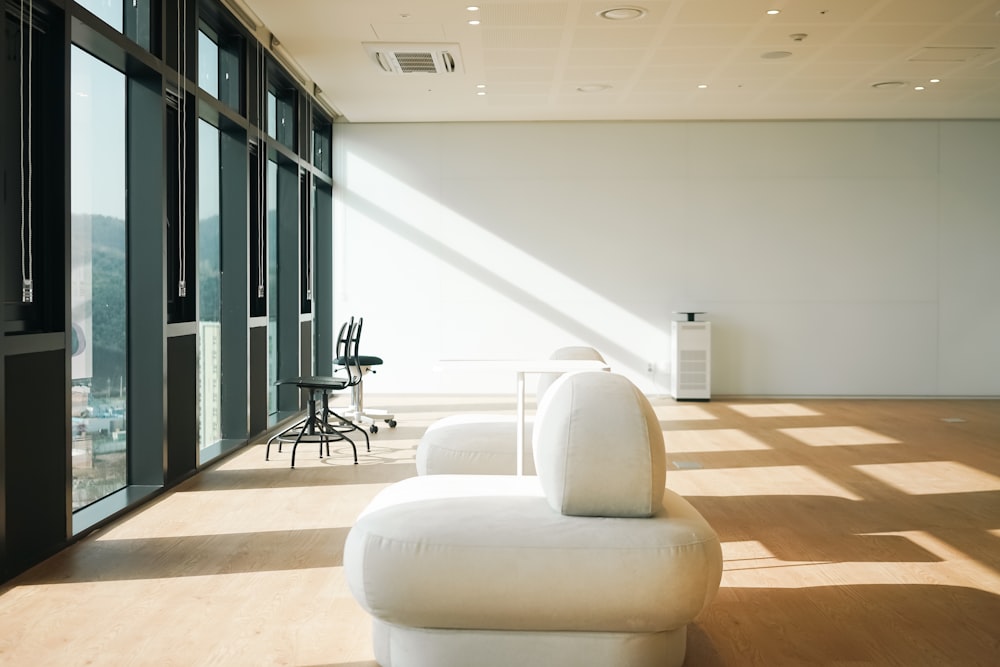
[336,151,669,394]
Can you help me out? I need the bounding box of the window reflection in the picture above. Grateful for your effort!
[70,46,128,511]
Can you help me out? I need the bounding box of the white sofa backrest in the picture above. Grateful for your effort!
[535,346,606,401]
[533,371,666,518]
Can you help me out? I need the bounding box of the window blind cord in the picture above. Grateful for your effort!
[20,0,34,303]
[177,0,187,297]
[302,177,313,301]
[257,40,265,298]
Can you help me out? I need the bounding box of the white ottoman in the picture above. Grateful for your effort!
[416,414,534,475]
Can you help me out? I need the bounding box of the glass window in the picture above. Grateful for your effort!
[312,119,331,175]
[218,37,242,112]
[198,119,222,452]
[268,85,296,150]
[125,0,153,50]
[267,158,279,418]
[70,46,128,511]
[78,0,123,32]
[78,0,153,50]
[198,29,219,98]
[267,90,277,138]
[199,23,242,112]
[249,147,266,318]
[166,98,194,323]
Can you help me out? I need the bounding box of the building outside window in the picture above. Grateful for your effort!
[198,119,223,452]
[69,46,129,510]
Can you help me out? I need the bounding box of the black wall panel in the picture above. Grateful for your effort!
[249,325,267,437]
[4,349,67,579]
[166,334,197,484]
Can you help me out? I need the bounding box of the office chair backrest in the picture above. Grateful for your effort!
[347,318,363,378]
[335,317,353,360]
[353,317,365,355]
[335,317,363,387]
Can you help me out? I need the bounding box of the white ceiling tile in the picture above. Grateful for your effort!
[571,26,661,48]
[480,3,572,27]
[868,0,987,24]
[483,49,560,68]
[369,23,447,42]
[482,27,565,49]
[565,49,649,68]
[836,23,942,45]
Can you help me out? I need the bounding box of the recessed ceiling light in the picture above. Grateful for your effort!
[929,78,941,83]
[761,50,793,59]
[468,19,480,25]
[597,6,647,21]
[697,84,708,89]
[476,91,486,96]
[476,84,486,89]
[766,9,780,15]
[914,86,926,91]
[577,84,612,93]
[466,5,480,10]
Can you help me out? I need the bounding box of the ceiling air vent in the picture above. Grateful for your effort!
[364,43,464,75]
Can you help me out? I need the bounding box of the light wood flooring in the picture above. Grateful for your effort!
[1,395,998,666]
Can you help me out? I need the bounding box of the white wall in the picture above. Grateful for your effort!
[331,120,1000,397]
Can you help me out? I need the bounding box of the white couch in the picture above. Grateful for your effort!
[345,371,722,667]
[415,346,607,476]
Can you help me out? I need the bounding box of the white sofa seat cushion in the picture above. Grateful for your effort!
[344,475,722,634]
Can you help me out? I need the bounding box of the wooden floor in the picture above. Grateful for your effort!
[1,395,998,666]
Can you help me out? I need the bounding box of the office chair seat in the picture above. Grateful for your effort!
[339,354,383,367]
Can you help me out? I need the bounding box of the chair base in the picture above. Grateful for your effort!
[265,387,370,467]
[344,406,397,433]
[344,378,397,433]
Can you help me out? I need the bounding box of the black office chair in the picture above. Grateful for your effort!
[332,317,397,433]
[266,318,370,468]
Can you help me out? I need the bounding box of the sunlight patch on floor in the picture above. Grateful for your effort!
[780,425,899,447]
[665,428,772,452]
[675,465,864,500]
[655,404,718,421]
[727,403,823,418]
[854,461,1000,495]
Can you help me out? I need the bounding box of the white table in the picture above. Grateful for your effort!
[435,359,611,475]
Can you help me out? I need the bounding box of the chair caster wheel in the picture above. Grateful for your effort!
[370,424,379,434]
[387,419,397,428]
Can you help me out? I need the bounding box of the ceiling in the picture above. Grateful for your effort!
[234,0,1000,123]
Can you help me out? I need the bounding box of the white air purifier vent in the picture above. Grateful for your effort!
[364,43,463,74]
[670,320,711,401]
